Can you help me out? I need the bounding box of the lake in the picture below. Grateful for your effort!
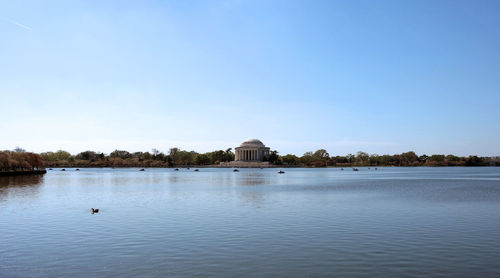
[1,167,500,277]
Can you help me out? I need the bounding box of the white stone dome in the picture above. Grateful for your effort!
[240,139,265,147]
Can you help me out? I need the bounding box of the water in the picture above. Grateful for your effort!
[1,167,500,277]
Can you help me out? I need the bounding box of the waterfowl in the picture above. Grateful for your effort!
[76,168,80,171]
[175,168,179,171]
[61,169,66,171]
[353,168,359,171]
[233,169,239,172]
[375,168,378,170]
[139,168,145,171]
[49,168,53,170]
[278,170,285,174]
[194,169,199,172]
[91,208,99,214]
[341,168,344,170]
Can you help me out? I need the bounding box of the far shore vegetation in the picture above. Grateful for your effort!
[1,147,498,172]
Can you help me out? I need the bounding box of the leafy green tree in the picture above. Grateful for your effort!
[177,150,197,165]
[224,148,235,162]
[110,150,132,159]
[209,150,225,164]
[281,154,299,165]
[400,151,418,166]
[194,154,211,165]
[418,154,429,163]
[41,150,72,162]
[267,150,280,164]
[76,151,100,161]
[369,154,380,166]
[446,154,460,162]
[355,151,369,165]
[429,154,445,162]
[313,149,330,160]
[346,154,355,164]
[169,148,179,165]
[465,156,485,166]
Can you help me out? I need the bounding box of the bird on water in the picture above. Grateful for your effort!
[91,208,99,214]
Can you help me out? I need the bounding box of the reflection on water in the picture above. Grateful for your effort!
[1,167,500,277]
[0,174,44,202]
[0,174,44,187]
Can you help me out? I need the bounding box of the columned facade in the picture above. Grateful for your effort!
[234,139,270,162]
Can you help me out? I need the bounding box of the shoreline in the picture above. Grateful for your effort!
[43,165,498,170]
[0,170,47,176]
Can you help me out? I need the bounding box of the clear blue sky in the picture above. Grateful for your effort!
[1,0,499,156]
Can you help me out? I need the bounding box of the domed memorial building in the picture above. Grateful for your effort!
[234,139,270,162]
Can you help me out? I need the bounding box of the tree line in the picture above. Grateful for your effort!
[0,150,45,172]
[2,147,497,170]
[276,150,496,167]
[38,148,499,167]
[39,148,235,167]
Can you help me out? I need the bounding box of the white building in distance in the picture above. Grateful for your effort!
[234,139,270,162]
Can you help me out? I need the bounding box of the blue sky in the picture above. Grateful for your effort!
[1,0,499,156]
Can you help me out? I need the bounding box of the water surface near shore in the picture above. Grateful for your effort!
[1,167,500,277]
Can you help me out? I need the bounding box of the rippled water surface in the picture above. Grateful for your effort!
[1,167,500,277]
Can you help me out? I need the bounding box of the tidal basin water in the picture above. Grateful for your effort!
[1,167,500,277]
